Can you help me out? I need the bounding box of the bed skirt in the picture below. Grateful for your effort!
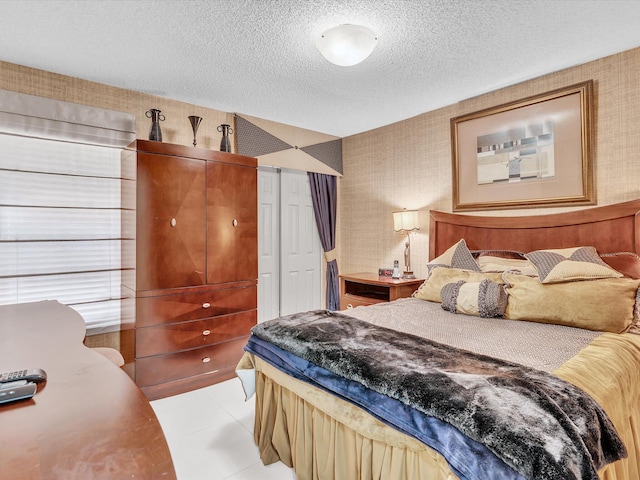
[243,343,640,480]
[253,365,457,480]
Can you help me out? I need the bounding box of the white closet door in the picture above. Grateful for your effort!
[257,167,280,323]
[279,169,322,316]
[257,168,322,320]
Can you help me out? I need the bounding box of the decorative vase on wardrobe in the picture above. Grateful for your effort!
[188,115,202,147]
[146,108,165,142]
[218,123,233,152]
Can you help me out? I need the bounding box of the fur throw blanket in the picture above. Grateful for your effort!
[251,310,626,480]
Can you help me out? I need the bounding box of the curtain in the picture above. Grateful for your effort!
[308,172,339,310]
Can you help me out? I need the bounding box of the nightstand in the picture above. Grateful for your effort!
[339,272,425,309]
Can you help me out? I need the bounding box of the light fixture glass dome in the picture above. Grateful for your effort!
[316,24,378,67]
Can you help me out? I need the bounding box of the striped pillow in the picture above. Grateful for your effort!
[428,239,481,272]
[525,246,623,284]
[440,279,508,317]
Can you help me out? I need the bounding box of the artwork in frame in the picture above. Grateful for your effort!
[450,80,594,211]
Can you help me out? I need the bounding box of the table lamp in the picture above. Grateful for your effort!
[393,209,420,278]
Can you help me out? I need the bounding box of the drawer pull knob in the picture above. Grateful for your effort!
[202,357,211,363]
[202,329,211,336]
[170,218,177,227]
[232,219,238,227]
[202,302,211,308]
[347,304,353,309]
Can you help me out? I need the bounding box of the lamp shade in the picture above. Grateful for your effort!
[393,210,419,232]
[316,24,378,67]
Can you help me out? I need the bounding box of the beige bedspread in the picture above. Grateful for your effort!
[237,299,640,480]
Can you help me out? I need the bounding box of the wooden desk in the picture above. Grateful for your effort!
[0,301,176,479]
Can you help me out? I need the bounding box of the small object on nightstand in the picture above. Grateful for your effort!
[378,267,394,277]
[392,260,400,278]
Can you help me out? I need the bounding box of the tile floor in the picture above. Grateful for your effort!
[150,378,297,480]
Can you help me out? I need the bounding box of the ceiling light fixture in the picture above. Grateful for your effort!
[316,24,378,67]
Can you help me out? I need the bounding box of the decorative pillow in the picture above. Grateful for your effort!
[600,252,640,279]
[525,246,623,283]
[441,279,508,317]
[503,273,640,333]
[414,267,505,303]
[427,239,481,272]
[477,255,539,276]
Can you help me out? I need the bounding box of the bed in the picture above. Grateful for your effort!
[237,199,640,480]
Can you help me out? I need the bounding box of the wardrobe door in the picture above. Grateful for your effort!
[136,153,207,290]
[206,161,258,284]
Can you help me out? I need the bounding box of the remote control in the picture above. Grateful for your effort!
[0,368,47,384]
[0,380,37,405]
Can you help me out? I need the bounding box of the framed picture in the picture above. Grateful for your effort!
[450,80,594,211]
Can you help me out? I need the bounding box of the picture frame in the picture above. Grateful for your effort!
[450,80,594,211]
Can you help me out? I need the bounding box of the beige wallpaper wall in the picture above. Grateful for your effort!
[339,47,640,281]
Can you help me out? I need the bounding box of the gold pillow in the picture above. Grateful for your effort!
[414,267,504,303]
[503,273,640,333]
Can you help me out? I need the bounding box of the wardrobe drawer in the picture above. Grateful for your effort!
[136,310,256,357]
[135,337,248,387]
[136,285,257,327]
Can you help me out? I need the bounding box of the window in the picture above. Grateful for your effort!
[0,90,135,333]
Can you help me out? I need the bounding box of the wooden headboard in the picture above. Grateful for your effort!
[429,199,640,259]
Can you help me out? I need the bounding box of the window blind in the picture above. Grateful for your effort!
[0,90,135,333]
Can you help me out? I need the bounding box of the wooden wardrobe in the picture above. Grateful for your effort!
[121,140,257,400]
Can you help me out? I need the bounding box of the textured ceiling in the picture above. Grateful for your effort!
[2,0,640,137]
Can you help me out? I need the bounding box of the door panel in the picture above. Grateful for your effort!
[136,153,206,290]
[280,170,322,315]
[257,168,280,322]
[207,161,258,285]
